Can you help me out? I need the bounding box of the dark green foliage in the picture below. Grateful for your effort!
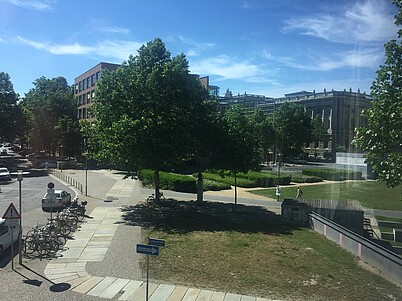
[353,0,402,188]
[139,169,197,193]
[290,174,323,183]
[302,168,363,181]
[202,179,232,191]
[200,171,291,188]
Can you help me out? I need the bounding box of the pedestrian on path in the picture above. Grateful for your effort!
[296,186,303,199]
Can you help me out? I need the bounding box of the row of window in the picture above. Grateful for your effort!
[77,91,95,105]
[75,71,101,94]
[78,107,93,119]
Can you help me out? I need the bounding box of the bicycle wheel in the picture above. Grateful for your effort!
[22,237,36,256]
[59,224,72,237]
[36,240,51,257]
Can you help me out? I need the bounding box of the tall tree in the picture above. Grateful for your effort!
[213,106,262,206]
[253,108,275,163]
[354,0,402,188]
[272,102,313,159]
[0,72,20,142]
[92,38,215,200]
[22,76,80,156]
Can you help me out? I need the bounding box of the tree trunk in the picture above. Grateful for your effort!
[154,169,160,202]
[234,171,237,208]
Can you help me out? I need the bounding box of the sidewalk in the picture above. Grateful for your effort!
[45,169,283,301]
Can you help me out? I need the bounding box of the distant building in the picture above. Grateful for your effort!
[216,88,372,160]
[74,62,120,120]
[218,91,275,114]
[273,89,372,159]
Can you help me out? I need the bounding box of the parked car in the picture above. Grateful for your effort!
[0,218,20,257]
[0,167,11,181]
[0,148,7,155]
[41,189,72,212]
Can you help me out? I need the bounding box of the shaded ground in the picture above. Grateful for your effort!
[120,199,402,301]
[121,199,297,235]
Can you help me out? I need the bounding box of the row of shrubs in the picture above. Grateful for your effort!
[138,169,320,193]
[138,168,361,193]
[302,168,363,181]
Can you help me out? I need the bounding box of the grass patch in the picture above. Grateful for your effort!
[121,200,402,301]
[250,181,402,211]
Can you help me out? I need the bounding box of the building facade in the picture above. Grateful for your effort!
[219,88,372,159]
[74,62,120,120]
[274,89,372,158]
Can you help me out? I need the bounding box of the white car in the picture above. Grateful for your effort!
[0,167,11,181]
[0,218,20,257]
[41,189,72,212]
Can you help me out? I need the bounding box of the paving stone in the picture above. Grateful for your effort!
[118,280,143,301]
[224,293,242,301]
[211,292,226,301]
[149,283,176,301]
[240,296,256,301]
[99,278,131,299]
[67,274,92,289]
[127,282,158,301]
[167,286,188,301]
[196,289,214,301]
[72,276,103,294]
[87,276,117,297]
[182,288,201,301]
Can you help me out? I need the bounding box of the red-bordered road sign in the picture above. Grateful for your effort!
[2,203,21,219]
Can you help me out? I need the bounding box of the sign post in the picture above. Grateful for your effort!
[47,182,55,220]
[136,237,165,301]
[3,203,21,269]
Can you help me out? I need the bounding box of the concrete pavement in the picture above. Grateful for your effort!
[44,169,283,301]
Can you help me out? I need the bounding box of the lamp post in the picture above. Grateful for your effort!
[84,138,88,196]
[16,170,27,264]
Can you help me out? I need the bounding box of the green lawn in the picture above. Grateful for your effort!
[250,180,402,211]
[123,200,402,301]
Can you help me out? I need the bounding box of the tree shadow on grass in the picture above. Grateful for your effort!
[120,199,299,235]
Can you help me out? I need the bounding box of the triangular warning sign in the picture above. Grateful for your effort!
[3,203,20,219]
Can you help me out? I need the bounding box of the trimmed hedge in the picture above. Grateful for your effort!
[302,168,363,181]
[200,171,291,188]
[202,179,231,191]
[290,174,323,183]
[138,169,197,193]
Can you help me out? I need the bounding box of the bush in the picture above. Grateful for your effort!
[290,174,323,183]
[302,168,363,181]
[200,170,291,187]
[138,169,197,193]
[202,179,231,191]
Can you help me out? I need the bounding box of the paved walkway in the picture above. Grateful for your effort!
[45,169,282,301]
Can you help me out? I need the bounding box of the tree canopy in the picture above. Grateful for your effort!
[0,72,22,142]
[271,102,313,158]
[21,76,80,156]
[92,38,215,198]
[354,0,402,188]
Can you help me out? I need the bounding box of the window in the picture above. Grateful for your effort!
[91,74,95,86]
[83,79,87,90]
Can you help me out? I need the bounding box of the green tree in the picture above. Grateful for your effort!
[0,72,20,142]
[354,0,402,188]
[92,38,214,200]
[272,102,313,159]
[253,108,275,163]
[213,106,262,206]
[21,76,80,157]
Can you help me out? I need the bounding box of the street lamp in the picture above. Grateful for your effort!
[15,170,29,265]
[84,139,88,196]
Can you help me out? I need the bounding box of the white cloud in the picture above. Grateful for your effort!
[189,54,262,81]
[264,47,383,71]
[98,26,130,34]
[3,0,55,11]
[16,36,144,61]
[178,36,215,50]
[284,0,397,43]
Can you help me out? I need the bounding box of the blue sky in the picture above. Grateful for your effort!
[0,0,398,98]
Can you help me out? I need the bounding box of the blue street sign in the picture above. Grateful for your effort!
[148,238,165,247]
[136,244,159,256]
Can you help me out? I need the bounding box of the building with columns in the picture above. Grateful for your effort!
[219,88,372,160]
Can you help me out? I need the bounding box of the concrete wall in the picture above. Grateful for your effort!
[310,212,402,286]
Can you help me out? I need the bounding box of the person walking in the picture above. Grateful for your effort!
[295,186,303,199]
